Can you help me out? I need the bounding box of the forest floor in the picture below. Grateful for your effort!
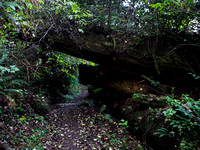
[0,86,143,150]
[42,87,143,149]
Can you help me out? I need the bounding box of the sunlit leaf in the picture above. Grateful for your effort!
[78,29,84,33]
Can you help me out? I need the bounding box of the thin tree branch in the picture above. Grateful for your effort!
[38,23,55,44]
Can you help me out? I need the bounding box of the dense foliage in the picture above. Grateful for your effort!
[0,0,90,147]
[154,95,200,149]
[73,0,199,34]
[0,0,199,149]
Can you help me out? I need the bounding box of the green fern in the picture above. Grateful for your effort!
[154,127,170,138]
[9,79,29,86]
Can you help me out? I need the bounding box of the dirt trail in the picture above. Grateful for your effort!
[44,87,142,149]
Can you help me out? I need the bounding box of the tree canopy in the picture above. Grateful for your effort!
[0,0,200,88]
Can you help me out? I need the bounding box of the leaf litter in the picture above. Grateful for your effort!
[0,97,143,149]
[43,98,143,150]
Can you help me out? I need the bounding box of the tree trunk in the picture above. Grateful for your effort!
[108,0,112,27]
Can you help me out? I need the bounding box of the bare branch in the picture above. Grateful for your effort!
[38,23,55,44]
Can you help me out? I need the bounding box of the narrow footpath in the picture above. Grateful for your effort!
[43,87,143,150]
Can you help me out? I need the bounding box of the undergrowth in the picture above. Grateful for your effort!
[0,114,49,149]
[154,94,200,149]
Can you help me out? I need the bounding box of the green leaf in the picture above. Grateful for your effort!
[39,0,44,4]
[154,132,162,135]
[78,29,84,33]
[159,134,166,137]
[194,105,200,110]
[121,119,125,122]
[0,91,6,96]
[5,89,23,95]
[0,109,3,115]
[8,2,16,10]
[15,3,22,10]
[10,79,29,86]
[104,114,111,120]
[100,104,106,112]
[159,127,168,132]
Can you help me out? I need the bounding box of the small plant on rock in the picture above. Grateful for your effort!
[119,119,129,129]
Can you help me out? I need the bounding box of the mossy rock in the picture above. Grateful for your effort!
[113,95,175,149]
[132,93,167,107]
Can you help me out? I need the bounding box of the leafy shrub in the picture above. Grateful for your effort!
[92,88,103,94]
[0,65,25,97]
[158,94,200,149]
[32,51,80,103]
[119,119,129,129]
